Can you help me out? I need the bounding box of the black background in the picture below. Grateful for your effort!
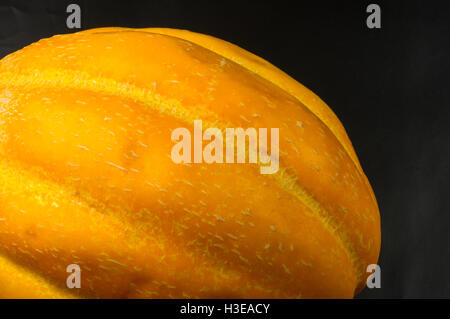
[0,0,448,299]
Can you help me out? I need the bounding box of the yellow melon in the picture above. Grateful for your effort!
[0,27,380,298]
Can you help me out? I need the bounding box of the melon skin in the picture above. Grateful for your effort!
[0,28,380,298]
